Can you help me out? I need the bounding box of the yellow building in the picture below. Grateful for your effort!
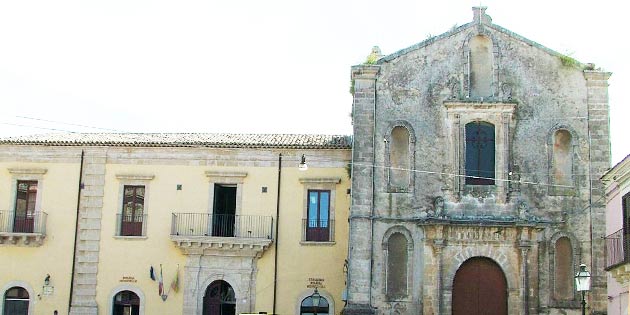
[0,133,351,315]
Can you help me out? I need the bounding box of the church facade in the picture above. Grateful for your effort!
[344,7,611,315]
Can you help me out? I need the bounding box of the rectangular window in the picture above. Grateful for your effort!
[623,193,630,262]
[119,185,145,236]
[14,180,38,233]
[305,190,330,242]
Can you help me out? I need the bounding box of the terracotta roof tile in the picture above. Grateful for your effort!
[0,133,353,149]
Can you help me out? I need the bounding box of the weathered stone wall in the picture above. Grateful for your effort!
[346,7,610,315]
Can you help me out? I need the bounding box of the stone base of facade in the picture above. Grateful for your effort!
[69,306,98,315]
[342,303,376,315]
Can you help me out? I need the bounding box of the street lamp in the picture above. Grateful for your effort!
[299,154,308,171]
[311,288,322,314]
[575,263,591,315]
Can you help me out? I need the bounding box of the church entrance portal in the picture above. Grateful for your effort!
[203,280,236,315]
[452,257,507,315]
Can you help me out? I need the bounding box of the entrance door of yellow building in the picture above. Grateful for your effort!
[203,280,236,315]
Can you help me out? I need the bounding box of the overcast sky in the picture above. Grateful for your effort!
[1,0,627,164]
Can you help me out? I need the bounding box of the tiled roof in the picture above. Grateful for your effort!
[0,133,353,149]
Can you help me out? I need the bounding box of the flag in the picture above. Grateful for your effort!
[158,264,164,296]
[150,266,155,281]
[170,265,179,293]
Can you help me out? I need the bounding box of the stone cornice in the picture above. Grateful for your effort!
[8,167,48,175]
[205,171,248,184]
[170,235,272,257]
[299,177,341,184]
[115,174,155,181]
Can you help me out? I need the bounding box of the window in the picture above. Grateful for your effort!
[469,35,494,98]
[553,237,573,300]
[299,177,340,244]
[300,294,329,315]
[119,185,145,236]
[306,190,330,242]
[549,128,575,195]
[623,193,630,262]
[465,121,495,185]
[14,181,38,233]
[386,233,408,299]
[389,126,411,189]
[3,287,29,315]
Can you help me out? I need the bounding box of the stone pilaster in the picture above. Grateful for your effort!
[69,148,107,315]
[584,70,612,314]
[344,64,379,315]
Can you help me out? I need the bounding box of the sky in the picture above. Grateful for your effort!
[0,1,627,164]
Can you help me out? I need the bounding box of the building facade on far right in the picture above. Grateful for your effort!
[345,6,611,315]
[603,154,630,315]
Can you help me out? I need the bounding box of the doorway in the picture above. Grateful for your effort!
[452,257,507,315]
[212,185,236,237]
[203,280,236,315]
[112,290,140,315]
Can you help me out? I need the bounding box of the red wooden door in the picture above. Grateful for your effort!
[452,257,507,315]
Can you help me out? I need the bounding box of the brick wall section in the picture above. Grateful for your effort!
[69,148,107,315]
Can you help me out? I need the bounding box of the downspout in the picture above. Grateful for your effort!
[272,153,282,315]
[69,149,84,313]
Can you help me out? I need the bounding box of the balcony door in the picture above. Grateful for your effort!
[306,190,330,241]
[212,185,236,237]
[121,185,144,236]
[14,181,37,233]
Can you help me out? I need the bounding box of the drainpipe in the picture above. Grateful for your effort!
[272,153,282,315]
[68,150,84,313]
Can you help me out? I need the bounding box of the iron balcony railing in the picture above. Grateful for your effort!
[116,214,147,237]
[302,219,335,242]
[171,213,273,239]
[0,210,48,234]
[605,228,628,270]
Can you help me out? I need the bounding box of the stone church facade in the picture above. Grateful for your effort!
[344,7,610,315]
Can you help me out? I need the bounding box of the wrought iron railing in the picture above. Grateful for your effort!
[302,219,335,242]
[0,210,47,234]
[605,229,628,270]
[171,213,273,239]
[116,214,147,237]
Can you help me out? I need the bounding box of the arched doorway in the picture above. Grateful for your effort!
[112,290,140,315]
[203,280,236,315]
[300,293,329,315]
[3,287,29,315]
[452,257,507,315]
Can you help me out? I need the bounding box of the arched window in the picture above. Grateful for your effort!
[389,126,411,188]
[553,237,574,301]
[300,294,329,315]
[387,233,408,299]
[552,129,573,187]
[113,290,140,315]
[465,122,495,185]
[3,287,29,315]
[469,35,494,98]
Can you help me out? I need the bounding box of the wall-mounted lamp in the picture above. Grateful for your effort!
[299,154,308,171]
[44,274,50,286]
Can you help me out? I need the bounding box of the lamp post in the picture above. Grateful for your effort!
[574,263,591,315]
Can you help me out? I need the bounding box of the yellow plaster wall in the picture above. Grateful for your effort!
[0,161,81,315]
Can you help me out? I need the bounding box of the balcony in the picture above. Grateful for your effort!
[605,229,630,285]
[170,213,273,256]
[115,214,147,237]
[302,219,335,243]
[0,210,47,246]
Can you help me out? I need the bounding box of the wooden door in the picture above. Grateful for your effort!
[452,257,507,315]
